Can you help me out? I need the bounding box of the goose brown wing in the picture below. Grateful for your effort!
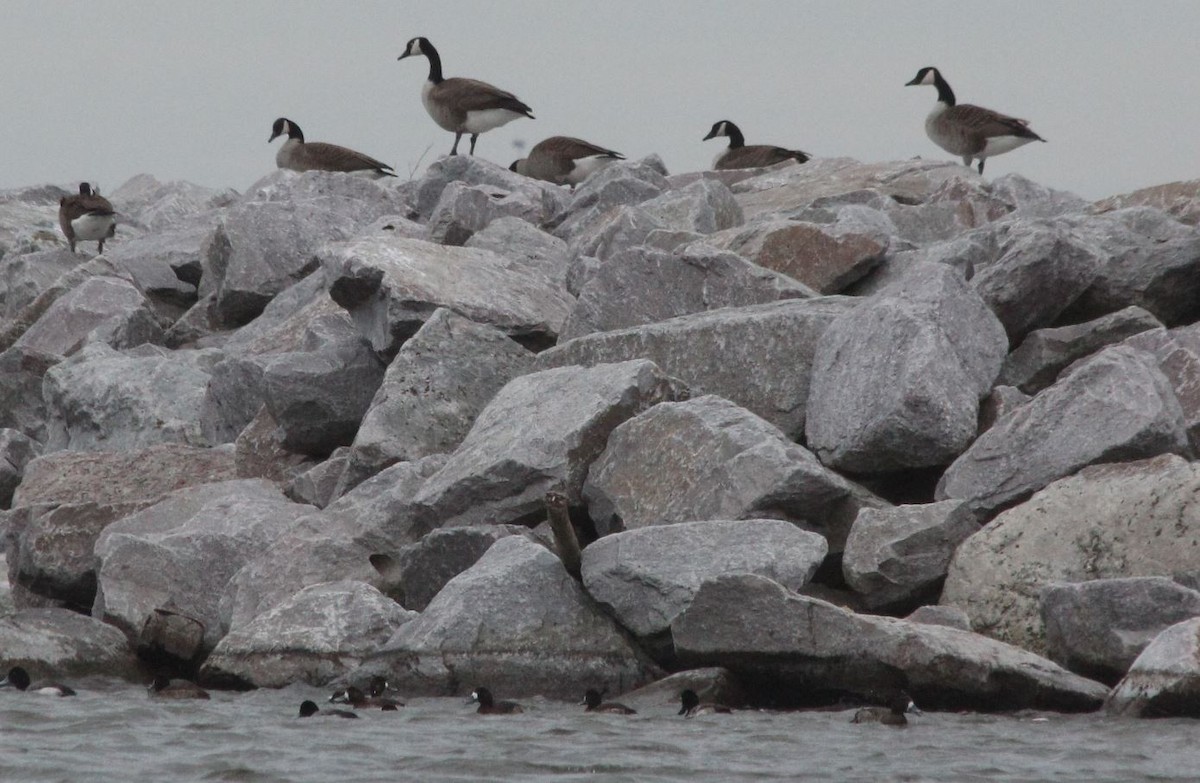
[79,193,115,215]
[720,144,810,169]
[438,77,534,117]
[302,141,394,174]
[949,104,1044,140]
[535,136,623,162]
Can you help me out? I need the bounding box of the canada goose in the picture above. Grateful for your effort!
[851,692,922,727]
[580,688,636,714]
[678,689,731,717]
[397,36,534,156]
[702,121,810,170]
[268,118,395,178]
[905,67,1045,174]
[58,183,116,254]
[509,136,624,188]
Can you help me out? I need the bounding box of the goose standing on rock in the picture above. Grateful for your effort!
[58,183,116,254]
[397,36,534,156]
[268,118,396,177]
[510,136,624,188]
[702,120,811,170]
[905,67,1045,174]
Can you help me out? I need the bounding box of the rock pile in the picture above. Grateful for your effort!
[3,160,1200,716]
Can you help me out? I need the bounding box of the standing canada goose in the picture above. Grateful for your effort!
[851,692,922,727]
[702,121,811,170]
[397,36,534,156]
[58,182,116,254]
[268,118,396,178]
[905,67,1045,174]
[509,136,625,188]
[678,689,731,717]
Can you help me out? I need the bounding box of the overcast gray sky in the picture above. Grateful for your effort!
[4,1,1198,200]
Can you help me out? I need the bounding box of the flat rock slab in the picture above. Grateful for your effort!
[942,455,1200,656]
[672,574,1108,712]
[12,275,164,358]
[0,607,139,680]
[581,519,827,637]
[352,536,661,698]
[539,298,855,440]
[1106,617,1200,718]
[201,580,416,689]
[1094,179,1200,226]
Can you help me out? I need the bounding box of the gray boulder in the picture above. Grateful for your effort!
[559,244,813,341]
[414,155,559,220]
[323,235,573,355]
[539,297,855,440]
[978,385,1031,435]
[412,360,682,529]
[353,536,661,698]
[905,605,972,631]
[232,406,313,486]
[12,276,163,358]
[999,306,1163,394]
[942,455,1200,655]
[618,666,748,712]
[427,180,568,245]
[350,308,535,474]
[0,185,70,261]
[284,448,351,507]
[108,173,235,233]
[0,346,58,442]
[464,216,568,287]
[43,344,221,453]
[553,158,670,242]
[1123,326,1200,454]
[806,262,1007,474]
[201,581,415,688]
[0,429,39,509]
[581,519,828,638]
[842,501,979,612]
[0,608,139,680]
[937,345,1191,517]
[672,574,1108,711]
[1041,577,1200,685]
[101,227,207,311]
[638,179,743,235]
[93,479,309,657]
[1,248,79,318]
[584,395,884,550]
[1105,617,1200,718]
[1093,179,1200,227]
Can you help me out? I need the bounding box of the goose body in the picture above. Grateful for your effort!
[906,67,1045,174]
[58,183,116,254]
[510,136,624,187]
[703,120,810,170]
[268,118,395,178]
[399,36,533,156]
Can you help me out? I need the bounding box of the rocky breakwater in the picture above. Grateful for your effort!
[2,160,1199,715]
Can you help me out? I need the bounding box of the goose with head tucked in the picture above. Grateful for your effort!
[510,136,624,189]
[58,182,116,254]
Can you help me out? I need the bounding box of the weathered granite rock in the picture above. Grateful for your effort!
[559,244,813,341]
[937,346,1191,517]
[880,177,1012,246]
[672,574,1108,711]
[371,524,534,611]
[806,263,1007,473]
[323,235,573,355]
[1123,326,1200,454]
[285,448,351,508]
[163,294,219,349]
[704,218,888,294]
[581,519,828,638]
[618,666,749,712]
[0,608,139,679]
[1041,577,1200,685]
[0,185,71,260]
[233,406,312,485]
[12,276,164,357]
[102,227,207,310]
[1,249,80,318]
[201,581,415,688]
[842,501,979,612]
[464,216,568,286]
[93,479,308,656]
[942,455,1200,655]
[978,385,1031,435]
[427,180,568,245]
[5,444,237,610]
[350,308,535,474]
[553,158,670,242]
[1095,179,1200,227]
[412,360,682,529]
[414,155,559,221]
[989,174,1089,220]
[999,306,1163,394]
[109,173,236,233]
[0,429,39,509]
[1105,617,1200,718]
[43,344,221,453]
[539,298,855,440]
[905,605,972,631]
[352,536,661,698]
[638,179,743,235]
[0,346,58,442]
[584,396,884,550]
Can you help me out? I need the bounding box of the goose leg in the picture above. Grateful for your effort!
[469,134,479,155]
[98,239,104,254]
[450,133,462,156]
[977,160,985,174]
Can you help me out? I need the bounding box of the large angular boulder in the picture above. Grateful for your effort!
[322,235,573,355]
[1041,577,1200,685]
[200,581,415,688]
[937,346,1191,517]
[351,536,661,697]
[559,245,812,341]
[1094,179,1200,226]
[0,185,71,261]
[672,574,1108,711]
[0,429,39,509]
[109,173,235,233]
[806,262,1007,474]
[93,479,308,657]
[1105,618,1200,718]
[12,275,163,357]
[0,248,79,318]
[0,346,58,442]
[942,455,1200,655]
[101,228,207,312]
[552,157,669,242]
[42,344,221,453]
[427,180,568,245]
[638,179,743,234]
[413,154,561,220]
[1123,326,1200,453]
[464,216,568,288]
[0,608,139,680]
[349,308,535,474]
[581,519,827,638]
[842,501,979,612]
[5,445,237,610]
[584,396,884,550]
[411,360,682,529]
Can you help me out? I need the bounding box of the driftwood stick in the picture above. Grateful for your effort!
[544,491,581,579]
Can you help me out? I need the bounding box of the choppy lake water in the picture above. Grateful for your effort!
[2,681,1198,782]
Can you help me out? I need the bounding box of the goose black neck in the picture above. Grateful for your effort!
[933,71,956,106]
[425,42,444,83]
[289,123,305,142]
[725,123,746,149]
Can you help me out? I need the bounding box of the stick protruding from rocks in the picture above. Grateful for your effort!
[545,490,582,580]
